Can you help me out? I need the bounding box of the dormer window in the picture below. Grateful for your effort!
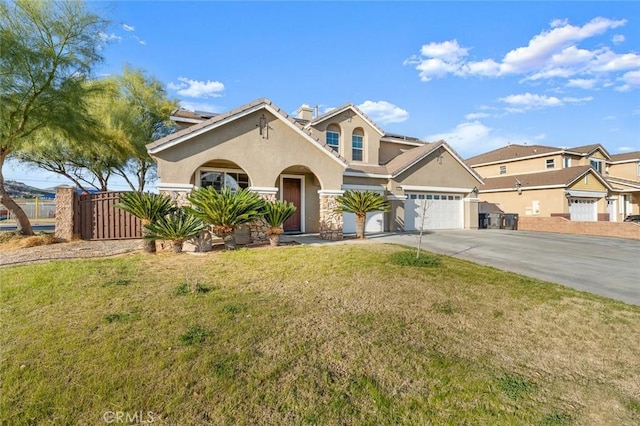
[563,157,571,168]
[590,159,602,173]
[326,124,340,152]
[352,128,364,162]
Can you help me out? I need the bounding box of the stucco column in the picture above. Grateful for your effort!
[318,190,344,241]
[54,186,77,241]
[247,186,278,244]
[464,197,480,229]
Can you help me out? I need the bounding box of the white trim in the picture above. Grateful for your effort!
[280,174,305,233]
[469,150,565,167]
[386,195,407,201]
[480,184,566,193]
[248,186,279,195]
[341,184,386,192]
[151,104,347,169]
[169,116,204,124]
[317,189,345,196]
[608,158,640,165]
[343,171,391,178]
[400,185,472,193]
[464,197,480,203]
[379,136,424,147]
[565,190,607,198]
[157,183,195,192]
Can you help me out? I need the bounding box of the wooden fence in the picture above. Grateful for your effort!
[73,192,142,240]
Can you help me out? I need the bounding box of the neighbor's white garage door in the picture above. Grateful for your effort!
[569,198,597,221]
[343,212,384,234]
[404,193,463,230]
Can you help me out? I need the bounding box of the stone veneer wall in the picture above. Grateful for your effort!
[247,191,277,244]
[54,186,77,241]
[319,194,343,241]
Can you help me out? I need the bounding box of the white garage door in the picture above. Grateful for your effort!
[569,198,597,221]
[405,193,463,230]
[343,212,384,234]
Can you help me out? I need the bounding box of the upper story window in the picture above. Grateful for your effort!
[590,159,603,173]
[200,170,249,192]
[499,165,507,175]
[352,128,364,162]
[546,159,555,169]
[326,124,340,152]
[563,157,571,168]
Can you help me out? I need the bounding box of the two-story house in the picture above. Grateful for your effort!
[146,98,484,241]
[466,144,640,222]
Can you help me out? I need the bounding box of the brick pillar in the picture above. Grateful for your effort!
[319,190,344,241]
[54,186,77,241]
[247,187,278,244]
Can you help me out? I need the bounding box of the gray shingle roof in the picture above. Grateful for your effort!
[480,166,596,191]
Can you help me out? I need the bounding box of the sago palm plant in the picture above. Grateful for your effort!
[263,200,297,247]
[144,209,207,253]
[334,190,390,239]
[116,192,175,253]
[185,187,265,250]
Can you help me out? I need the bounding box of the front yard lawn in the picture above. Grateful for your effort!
[1,244,638,425]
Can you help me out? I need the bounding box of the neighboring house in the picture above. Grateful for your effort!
[466,143,640,221]
[147,98,483,241]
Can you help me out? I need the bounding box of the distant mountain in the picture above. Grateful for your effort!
[3,180,54,199]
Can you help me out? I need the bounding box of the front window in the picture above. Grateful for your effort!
[200,171,249,192]
[546,159,555,169]
[326,131,339,151]
[499,165,507,175]
[352,134,363,161]
[590,159,602,173]
[563,157,571,168]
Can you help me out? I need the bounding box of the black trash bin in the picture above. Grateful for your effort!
[478,213,489,229]
[504,213,519,230]
[487,213,504,229]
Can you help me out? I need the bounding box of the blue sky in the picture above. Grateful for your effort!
[6,1,640,190]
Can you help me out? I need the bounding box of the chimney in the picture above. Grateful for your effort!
[297,104,313,121]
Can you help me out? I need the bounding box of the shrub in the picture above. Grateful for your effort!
[389,250,441,267]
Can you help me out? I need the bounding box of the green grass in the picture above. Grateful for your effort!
[1,244,639,425]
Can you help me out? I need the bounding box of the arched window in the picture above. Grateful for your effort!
[352,128,364,161]
[326,124,340,152]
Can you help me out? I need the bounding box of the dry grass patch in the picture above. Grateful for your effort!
[1,244,639,425]
[0,231,62,250]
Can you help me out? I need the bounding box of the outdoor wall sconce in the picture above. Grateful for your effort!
[257,114,269,139]
[515,178,522,195]
[471,186,479,197]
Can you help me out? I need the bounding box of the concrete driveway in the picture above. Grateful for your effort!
[366,230,639,305]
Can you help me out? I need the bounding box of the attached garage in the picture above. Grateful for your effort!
[569,198,597,221]
[404,192,463,230]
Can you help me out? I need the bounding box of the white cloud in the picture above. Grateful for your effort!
[615,70,640,92]
[131,35,146,45]
[122,23,135,31]
[424,121,547,158]
[179,101,222,114]
[357,100,409,125]
[617,146,636,152]
[566,78,597,89]
[405,17,639,91]
[562,96,593,103]
[464,112,491,120]
[500,93,563,109]
[603,115,616,120]
[98,32,121,42]
[612,34,625,44]
[168,77,225,98]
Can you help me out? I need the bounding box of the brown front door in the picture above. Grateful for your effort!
[282,178,302,232]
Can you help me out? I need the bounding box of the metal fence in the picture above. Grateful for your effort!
[0,198,57,220]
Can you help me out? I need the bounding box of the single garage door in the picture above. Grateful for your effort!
[569,198,597,221]
[405,193,463,230]
[343,212,384,234]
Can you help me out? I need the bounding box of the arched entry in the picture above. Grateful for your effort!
[275,165,323,233]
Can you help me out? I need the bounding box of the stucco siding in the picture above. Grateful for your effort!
[153,110,345,190]
[480,188,568,217]
[473,153,564,177]
[395,149,478,189]
[310,113,381,165]
[570,173,607,191]
[609,162,640,181]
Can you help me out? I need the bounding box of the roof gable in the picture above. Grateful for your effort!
[567,143,611,159]
[609,151,640,163]
[307,103,385,136]
[480,166,612,191]
[147,98,347,168]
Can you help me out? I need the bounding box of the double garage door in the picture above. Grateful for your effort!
[404,193,463,230]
